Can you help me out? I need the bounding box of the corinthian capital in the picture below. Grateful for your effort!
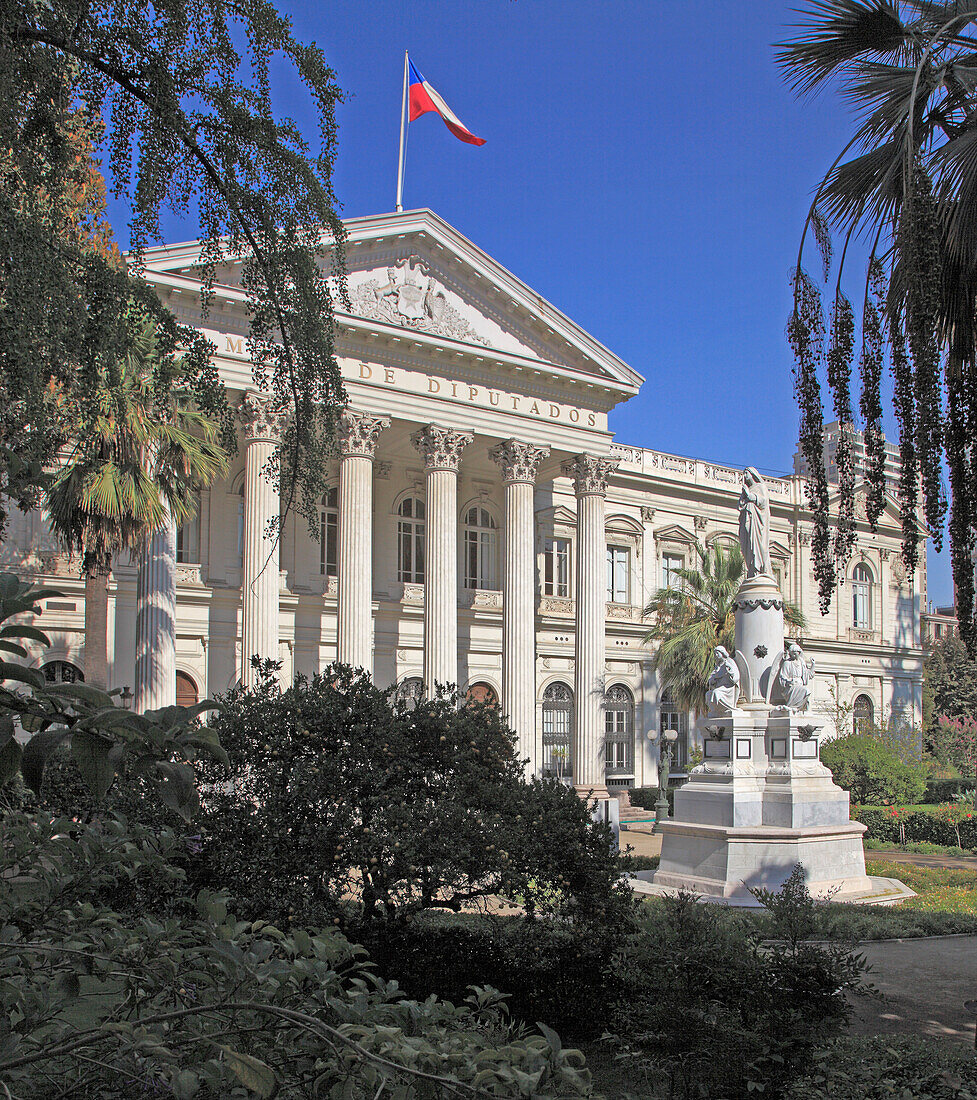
[338,410,390,459]
[489,439,550,484]
[410,425,473,472]
[238,391,283,442]
[561,453,619,497]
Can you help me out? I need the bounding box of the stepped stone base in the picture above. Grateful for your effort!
[649,818,877,904]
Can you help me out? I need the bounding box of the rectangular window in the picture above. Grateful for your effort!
[320,509,338,576]
[175,513,199,564]
[662,553,684,590]
[465,528,497,589]
[660,706,689,768]
[398,522,425,584]
[605,709,631,770]
[606,545,630,604]
[543,537,570,597]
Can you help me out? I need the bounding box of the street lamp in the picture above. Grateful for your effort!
[119,685,133,710]
[649,726,679,832]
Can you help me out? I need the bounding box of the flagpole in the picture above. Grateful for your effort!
[395,50,408,212]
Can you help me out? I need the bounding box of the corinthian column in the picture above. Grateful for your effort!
[411,425,473,692]
[490,439,549,771]
[562,453,619,796]
[134,510,177,712]
[239,392,282,688]
[337,411,389,674]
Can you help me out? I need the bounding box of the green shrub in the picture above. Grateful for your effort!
[786,1036,977,1100]
[628,785,675,813]
[854,804,977,850]
[350,912,622,1043]
[821,733,926,804]
[197,665,633,932]
[925,776,976,803]
[0,811,592,1098]
[604,874,867,1100]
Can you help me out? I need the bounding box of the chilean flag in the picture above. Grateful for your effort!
[408,58,485,146]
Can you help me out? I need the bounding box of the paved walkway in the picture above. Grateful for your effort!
[864,849,977,871]
[848,934,977,1044]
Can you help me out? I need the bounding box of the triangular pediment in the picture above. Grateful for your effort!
[654,523,696,544]
[827,481,908,531]
[138,209,642,405]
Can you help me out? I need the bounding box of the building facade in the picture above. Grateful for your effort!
[2,210,925,787]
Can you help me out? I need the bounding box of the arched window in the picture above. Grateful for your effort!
[466,681,499,707]
[604,684,634,779]
[463,506,498,590]
[320,487,338,577]
[541,682,573,779]
[397,496,425,584]
[394,676,423,705]
[660,688,689,769]
[852,563,873,629]
[853,694,875,733]
[42,660,83,684]
[176,671,199,707]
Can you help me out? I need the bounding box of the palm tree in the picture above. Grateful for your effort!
[45,316,229,688]
[777,1,977,651]
[643,541,806,715]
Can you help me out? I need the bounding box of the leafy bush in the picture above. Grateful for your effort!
[786,1036,977,1100]
[197,665,633,931]
[925,776,975,803]
[821,732,926,804]
[854,805,977,850]
[628,785,675,813]
[0,811,594,1098]
[350,912,622,1043]
[603,874,867,1100]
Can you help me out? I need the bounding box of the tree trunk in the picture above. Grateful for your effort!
[84,570,109,689]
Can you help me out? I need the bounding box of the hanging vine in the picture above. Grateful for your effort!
[898,165,946,551]
[788,268,835,611]
[827,290,856,568]
[776,2,977,649]
[859,258,888,529]
[889,319,921,575]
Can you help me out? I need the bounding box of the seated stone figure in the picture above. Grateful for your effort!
[705,646,740,715]
[778,642,814,713]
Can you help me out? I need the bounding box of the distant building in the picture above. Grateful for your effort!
[922,604,958,644]
[794,421,901,492]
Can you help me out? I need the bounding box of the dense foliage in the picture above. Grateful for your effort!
[0,812,594,1098]
[197,665,633,929]
[820,731,926,804]
[602,871,868,1100]
[0,0,348,532]
[778,2,977,648]
[643,540,805,713]
[855,803,977,850]
[924,631,977,737]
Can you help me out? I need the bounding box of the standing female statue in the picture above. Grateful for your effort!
[738,467,771,578]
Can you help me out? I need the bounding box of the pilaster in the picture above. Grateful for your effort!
[135,511,177,711]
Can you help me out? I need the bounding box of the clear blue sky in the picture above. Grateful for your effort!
[111,1,955,604]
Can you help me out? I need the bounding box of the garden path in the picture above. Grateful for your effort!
[866,850,977,871]
[848,934,977,1045]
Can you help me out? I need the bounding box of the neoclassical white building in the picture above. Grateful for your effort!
[3,210,925,790]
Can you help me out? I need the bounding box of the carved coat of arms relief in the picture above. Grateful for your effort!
[349,255,490,346]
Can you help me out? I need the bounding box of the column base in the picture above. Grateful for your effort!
[574,783,611,802]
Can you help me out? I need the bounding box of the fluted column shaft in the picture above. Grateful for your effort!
[491,440,549,772]
[563,454,619,795]
[412,425,473,693]
[239,393,281,688]
[135,511,177,712]
[337,412,389,673]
